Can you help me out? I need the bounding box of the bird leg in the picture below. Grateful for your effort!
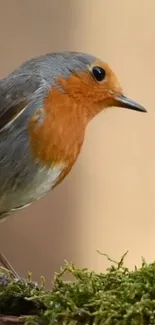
[0,252,20,278]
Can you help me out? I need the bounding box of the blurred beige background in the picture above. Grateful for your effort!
[0,0,154,286]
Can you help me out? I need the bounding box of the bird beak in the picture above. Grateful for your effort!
[114,94,147,113]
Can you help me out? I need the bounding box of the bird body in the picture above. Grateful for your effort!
[0,52,146,219]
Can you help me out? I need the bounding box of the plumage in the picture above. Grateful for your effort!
[0,51,146,219]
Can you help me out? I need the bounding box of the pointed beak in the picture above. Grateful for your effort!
[114,94,147,113]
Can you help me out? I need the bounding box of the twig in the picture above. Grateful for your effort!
[0,252,20,278]
[0,315,24,325]
[97,250,129,269]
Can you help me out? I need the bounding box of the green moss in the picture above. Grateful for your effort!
[1,252,155,324]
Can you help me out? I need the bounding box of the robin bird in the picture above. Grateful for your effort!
[0,51,146,220]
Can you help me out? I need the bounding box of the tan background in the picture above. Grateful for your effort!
[0,0,154,286]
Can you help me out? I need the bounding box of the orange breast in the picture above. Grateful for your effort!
[28,86,86,183]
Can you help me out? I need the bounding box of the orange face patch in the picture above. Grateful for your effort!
[28,68,120,172]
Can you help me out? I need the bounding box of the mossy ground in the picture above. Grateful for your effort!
[1,252,155,325]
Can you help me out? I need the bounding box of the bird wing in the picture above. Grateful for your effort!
[0,74,43,133]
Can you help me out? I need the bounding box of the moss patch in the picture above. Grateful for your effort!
[1,252,155,324]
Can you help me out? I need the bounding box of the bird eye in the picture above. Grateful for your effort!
[92,66,106,82]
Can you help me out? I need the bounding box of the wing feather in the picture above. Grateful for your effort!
[0,73,43,132]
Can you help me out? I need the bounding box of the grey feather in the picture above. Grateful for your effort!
[0,51,96,218]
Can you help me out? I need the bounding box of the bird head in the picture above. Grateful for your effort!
[29,52,147,169]
[54,52,146,123]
